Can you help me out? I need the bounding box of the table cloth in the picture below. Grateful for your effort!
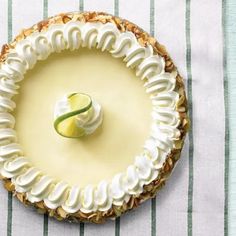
[0,0,234,235]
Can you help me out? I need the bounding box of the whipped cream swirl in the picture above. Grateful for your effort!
[0,20,180,213]
[54,94,103,136]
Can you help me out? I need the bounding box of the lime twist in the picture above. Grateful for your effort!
[54,93,93,138]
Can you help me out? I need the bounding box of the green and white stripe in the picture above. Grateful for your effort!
[0,0,233,235]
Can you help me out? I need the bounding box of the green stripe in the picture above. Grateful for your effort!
[43,1,49,236]
[43,215,48,236]
[151,198,156,236]
[8,0,12,42]
[80,221,84,236]
[226,1,236,234]
[114,0,119,16]
[114,1,120,234]
[43,0,48,19]
[79,0,84,12]
[222,0,229,235]
[186,1,194,236]
[150,1,156,236]
[150,0,155,37]
[114,0,119,18]
[115,217,120,236]
[7,192,12,236]
[7,1,13,236]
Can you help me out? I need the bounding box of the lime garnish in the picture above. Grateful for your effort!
[54,93,92,138]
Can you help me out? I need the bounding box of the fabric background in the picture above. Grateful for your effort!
[0,0,234,235]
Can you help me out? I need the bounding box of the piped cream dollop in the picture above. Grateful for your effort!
[54,93,103,137]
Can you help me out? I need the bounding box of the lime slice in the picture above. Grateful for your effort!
[54,93,92,138]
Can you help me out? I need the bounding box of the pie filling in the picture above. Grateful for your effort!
[14,49,152,188]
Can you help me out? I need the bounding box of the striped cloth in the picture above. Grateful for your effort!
[0,0,233,235]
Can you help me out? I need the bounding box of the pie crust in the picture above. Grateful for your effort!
[0,11,189,223]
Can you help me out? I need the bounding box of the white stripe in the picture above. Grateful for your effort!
[48,0,78,17]
[154,1,189,235]
[12,200,44,236]
[119,0,150,33]
[120,201,151,236]
[12,0,43,37]
[191,0,224,235]
[84,221,115,236]
[0,0,8,46]
[48,219,80,236]
[154,0,187,81]
[0,185,8,236]
[83,0,113,13]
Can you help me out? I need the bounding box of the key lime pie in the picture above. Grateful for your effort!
[0,12,188,223]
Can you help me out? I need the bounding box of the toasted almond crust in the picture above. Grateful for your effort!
[0,11,189,223]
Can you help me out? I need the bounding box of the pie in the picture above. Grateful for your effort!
[0,12,189,223]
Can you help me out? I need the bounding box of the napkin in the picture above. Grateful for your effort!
[0,0,229,235]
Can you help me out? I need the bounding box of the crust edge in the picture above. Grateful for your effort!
[0,11,189,224]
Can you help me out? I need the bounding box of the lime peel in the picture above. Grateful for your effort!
[54,93,102,138]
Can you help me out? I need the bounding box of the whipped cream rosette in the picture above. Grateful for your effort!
[54,93,103,138]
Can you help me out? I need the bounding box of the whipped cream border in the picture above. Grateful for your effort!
[0,20,180,213]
